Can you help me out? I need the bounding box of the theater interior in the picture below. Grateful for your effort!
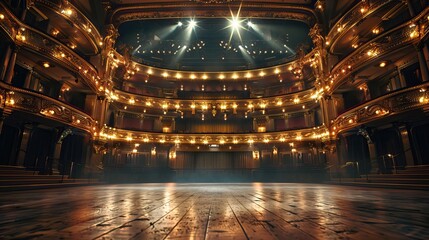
[0,0,429,239]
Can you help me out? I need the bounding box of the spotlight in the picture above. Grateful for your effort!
[188,19,197,28]
[177,21,183,27]
[247,21,254,27]
[232,18,241,30]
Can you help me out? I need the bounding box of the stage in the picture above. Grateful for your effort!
[1,183,428,239]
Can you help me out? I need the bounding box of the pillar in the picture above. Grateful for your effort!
[4,46,19,84]
[405,0,416,17]
[23,68,33,89]
[304,111,315,128]
[115,111,124,129]
[0,112,10,135]
[16,123,34,166]
[397,125,415,167]
[416,44,429,82]
[367,143,378,174]
[0,45,12,81]
[422,43,429,72]
[84,94,97,119]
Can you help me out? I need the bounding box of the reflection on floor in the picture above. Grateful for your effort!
[0,183,428,239]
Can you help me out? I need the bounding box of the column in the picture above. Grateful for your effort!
[357,128,378,174]
[4,46,19,84]
[139,115,144,130]
[422,43,429,72]
[304,111,315,128]
[0,45,12,81]
[0,112,10,135]
[94,96,109,127]
[16,123,34,166]
[84,94,97,119]
[115,111,124,129]
[416,44,429,82]
[284,114,289,129]
[397,125,415,167]
[367,143,378,174]
[23,68,33,89]
[405,0,416,17]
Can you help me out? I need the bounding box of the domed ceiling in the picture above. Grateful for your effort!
[116,18,313,71]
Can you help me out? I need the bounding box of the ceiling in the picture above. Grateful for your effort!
[116,18,313,71]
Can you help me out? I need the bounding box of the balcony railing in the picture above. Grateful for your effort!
[0,2,102,92]
[327,7,429,93]
[0,82,96,133]
[98,125,329,145]
[326,0,399,53]
[331,82,429,134]
[34,0,103,55]
[111,87,320,112]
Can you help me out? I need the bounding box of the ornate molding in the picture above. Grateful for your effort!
[327,7,429,94]
[331,83,429,135]
[0,3,103,93]
[33,0,103,54]
[0,82,96,134]
[192,0,234,3]
[98,125,329,145]
[110,87,320,114]
[326,0,399,54]
[109,2,317,26]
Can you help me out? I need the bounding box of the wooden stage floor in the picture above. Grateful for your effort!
[0,183,428,239]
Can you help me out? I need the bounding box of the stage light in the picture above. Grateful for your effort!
[232,18,241,30]
[177,21,183,27]
[247,21,254,27]
[188,19,197,28]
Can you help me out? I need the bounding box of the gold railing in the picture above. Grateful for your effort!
[327,7,429,93]
[109,46,319,81]
[326,0,399,53]
[0,82,97,133]
[0,2,102,92]
[111,87,320,112]
[331,82,429,135]
[34,0,103,54]
[99,125,329,145]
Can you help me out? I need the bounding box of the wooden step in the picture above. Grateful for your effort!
[0,178,97,186]
[362,173,429,179]
[0,174,67,180]
[0,165,26,170]
[0,182,102,192]
[327,181,429,190]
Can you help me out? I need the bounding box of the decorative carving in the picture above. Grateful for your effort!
[192,0,233,3]
[58,128,73,143]
[331,82,429,134]
[357,127,373,144]
[0,83,96,133]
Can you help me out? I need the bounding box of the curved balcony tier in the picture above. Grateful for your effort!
[327,7,429,94]
[326,0,405,55]
[109,87,321,113]
[98,126,329,146]
[33,0,103,55]
[0,3,102,92]
[0,82,96,134]
[109,1,317,26]
[109,47,319,83]
[331,82,429,136]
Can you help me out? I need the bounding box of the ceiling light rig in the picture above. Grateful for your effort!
[188,19,197,29]
[226,4,246,43]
